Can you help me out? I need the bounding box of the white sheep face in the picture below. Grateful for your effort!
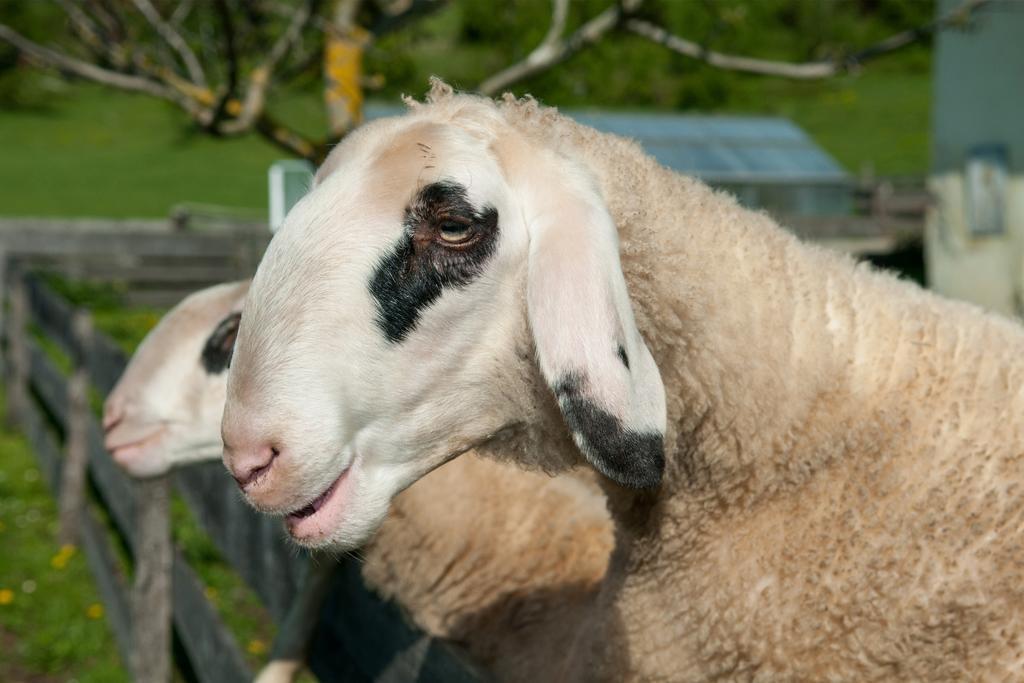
[104,281,248,477]
[224,95,666,550]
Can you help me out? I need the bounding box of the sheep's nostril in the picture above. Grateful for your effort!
[233,447,280,490]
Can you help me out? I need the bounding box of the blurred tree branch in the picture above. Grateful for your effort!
[0,22,198,111]
[477,0,633,96]
[130,0,208,87]
[623,0,992,79]
[0,0,994,163]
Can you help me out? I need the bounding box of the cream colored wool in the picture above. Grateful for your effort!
[424,85,1024,681]
[368,456,611,682]
[228,79,1024,681]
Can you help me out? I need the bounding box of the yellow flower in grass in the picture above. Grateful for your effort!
[50,544,76,570]
[0,588,14,605]
[204,586,219,602]
[86,603,104,619]
[247,639,268,655]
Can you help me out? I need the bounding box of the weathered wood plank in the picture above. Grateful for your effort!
[2,230,257,259]
[0,216,267,234]
[24,275,77,359]
[83,333,126,396]
[59,310,92,546]
[123,288,227,310]
[20,390,63,495]
[59,263,246,285]
[132,477,173,683]
[5,273,29,428]
[0,247,7,360]
[86,418,137,545]
[781,213,922,243]
[172,550,253,683]
[27,339,68,427]
[0,217,171,233]
[79,501,135,671]
[268,561,336,669]
[174,462,304,621]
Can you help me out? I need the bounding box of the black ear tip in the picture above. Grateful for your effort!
[627,440,665,489]
[553,374,665,489]
[588,432,665,489]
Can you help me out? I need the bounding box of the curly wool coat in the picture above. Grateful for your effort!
[444,88,1024,681]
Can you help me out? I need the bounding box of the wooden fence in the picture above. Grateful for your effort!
[1,265,481,683]
[0,222,269,308]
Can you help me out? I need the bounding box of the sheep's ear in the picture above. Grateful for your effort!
[520,156,666,489]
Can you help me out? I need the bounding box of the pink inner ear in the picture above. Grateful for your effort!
[501,134,664,443]
[527,191,634,420]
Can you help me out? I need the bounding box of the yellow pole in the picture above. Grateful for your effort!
[324,0,367,139]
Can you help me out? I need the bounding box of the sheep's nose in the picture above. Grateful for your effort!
[223,440,280,490]
[102,398,125,431]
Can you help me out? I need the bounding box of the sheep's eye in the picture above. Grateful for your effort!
[437,221,474,244]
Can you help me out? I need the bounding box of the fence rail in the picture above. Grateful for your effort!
[0,225,269,308]
[1,265,481,683]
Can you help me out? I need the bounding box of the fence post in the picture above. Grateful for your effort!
[264,559,337,680]
[131,476,172,683]
[58,309,94,545]
[5,269,28,428]
[0,247,7,374]
[234,230,260,279]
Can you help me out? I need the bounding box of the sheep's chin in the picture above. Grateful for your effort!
[282,456,391,551]
[110,435,173,479]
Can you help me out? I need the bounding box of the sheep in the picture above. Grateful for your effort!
[102,281,613,682]
[103,280,249,476]
[222,80,1024,682]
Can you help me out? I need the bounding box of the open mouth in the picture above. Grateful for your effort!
[284,464,353,540]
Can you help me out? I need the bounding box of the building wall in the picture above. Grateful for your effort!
[925,0,1024,315]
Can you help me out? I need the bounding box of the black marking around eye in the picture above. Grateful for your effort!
[201,312,241,374]
[617,345,630,370]
[552,372,664,489]
[369,180,499,343]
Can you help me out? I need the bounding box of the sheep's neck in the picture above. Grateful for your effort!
[584,158,1024,681]
[503,106,1024,678]
[580,181,911,676]
[625,212,885,511]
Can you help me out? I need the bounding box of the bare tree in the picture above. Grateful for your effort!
[0,0,993,163]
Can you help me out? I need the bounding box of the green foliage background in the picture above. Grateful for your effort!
[0,0,936,217]
[371,0,932,109]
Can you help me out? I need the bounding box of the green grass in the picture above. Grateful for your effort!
[0,84,286,218]
[0,394,129,682]
[0,58,932,218]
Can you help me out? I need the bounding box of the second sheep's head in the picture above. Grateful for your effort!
[104,281,249,477]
